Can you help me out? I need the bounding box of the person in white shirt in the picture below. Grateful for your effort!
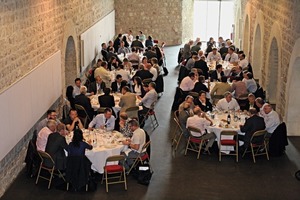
[238,53,249,70]
[216,91,240,111]
[263,104,280,135]
[88,108,115,131]
[117,41,131,55]
[198,50,205,59]
[224,46,239,64]
[36,110,61,133]
[116,64,131,82]
[36,120,56,151]
[186,107,216,153]
[207,47,222,63]
[73,78,82,98]
[179,72,196,92]
[255,97,267,117]
[243,72,257,93]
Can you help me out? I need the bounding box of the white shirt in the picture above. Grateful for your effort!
[73,85,81,98]
[36,127,53,151]
[149,67,158,81]
[225,53,239,63]
[239,58,249,70]
[134,85,142,96]
[207,52,222,62]
[131,128,146,152]
[264,110,280,134]
[180,76,195,92]
[88,114,115,131]
[186,115,211,137]
[141,89,158,109]
[116,69,131,82]
[216,98,240,111]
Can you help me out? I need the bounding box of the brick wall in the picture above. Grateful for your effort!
[236,0,300,118]
[115,0,193,45]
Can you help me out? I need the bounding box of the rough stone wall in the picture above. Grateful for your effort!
[182,0,194,43]
[236,0,300,118]
[0,0,114,93]
[0,0,114,196]
[115,0,193,45]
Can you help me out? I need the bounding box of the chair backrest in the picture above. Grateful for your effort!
[37,150,55,168]
[187,126,202,136]
[125,106,139,112]
[220,130,238,138]
[189,91,199,98]
[106,155,125,163]
[142,78,152,85]
[75,104,88,116]
[251,130,268,144]
[141,141,151,153]
[174,117,183,131]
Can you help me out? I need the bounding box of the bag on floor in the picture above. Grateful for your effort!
[137,165,153,186]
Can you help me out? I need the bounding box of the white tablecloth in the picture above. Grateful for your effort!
[207,112,246,153]
[66,130,128,174]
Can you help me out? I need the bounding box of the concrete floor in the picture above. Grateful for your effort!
[1,46,300,200]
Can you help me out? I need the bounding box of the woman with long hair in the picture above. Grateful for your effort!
[68,129,93,156]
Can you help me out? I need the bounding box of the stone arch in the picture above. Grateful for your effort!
[234,1,242,48]
[264,22,282,111]
[251,11,264,83]
[243,15,250,56]
[285,38,300,136]
[61,20,79,91]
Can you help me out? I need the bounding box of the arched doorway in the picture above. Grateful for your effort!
[252,24,262,81]
[267,37,279,106]
[286,57,300,136]
[65,36,77,86]
[243,15,250,55]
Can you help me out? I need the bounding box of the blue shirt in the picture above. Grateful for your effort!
[88,113,116,131]
[68,141,92,156]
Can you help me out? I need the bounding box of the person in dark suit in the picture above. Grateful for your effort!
[45,123,68,170]
[111,74,123,93]
[133,64,154,81]
[66,85,75,109]
[131,35,144,49]
[194,56,209,79]
[194,91,212,112]
[239,108,266,153]
[98,88,115,111]
[88,76,106,95]
[210,64,225,82]
[113,33,122,52]
[193,75,209,93]
[244,93,260,112]
[74,86,94,120]
[101,43,108,61]
[143,46,157,60]
[219,42,228,60]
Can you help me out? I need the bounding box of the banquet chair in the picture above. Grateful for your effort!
[142,78,152,85]
[219,130,239,162]
[211,94,224,105]
[242,130,269,163]
[125,106,139,119]
[171,110,183,152]
[127,141,151,175]
[185,127,210,159]
[101,155,127,192]
[188,91,199,99]
[75,104,92,128]
[98,107,108,114]
[141,102,159,130]
[35,150,65,189]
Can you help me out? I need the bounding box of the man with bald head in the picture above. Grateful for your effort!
[36,120,56,151]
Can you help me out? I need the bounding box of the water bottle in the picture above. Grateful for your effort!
[227,113,231,124]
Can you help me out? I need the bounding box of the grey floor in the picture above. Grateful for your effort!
[2,46,300,200]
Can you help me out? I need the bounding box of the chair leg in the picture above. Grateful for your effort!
[251,145,256,163]
[174,133,183,152]
[171,126,179,145]
[35,165,42,185]
[105,171,108,193]
[197,141,203,159]
[67,183,69,191]
[184,139,190,156]
[48,169,54,189]
[219,144,222,162]
[265,142,270,160]
[236,143,239,162]
[123,170,127,190]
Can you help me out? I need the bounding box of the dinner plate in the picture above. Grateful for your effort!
[104,144,117,149]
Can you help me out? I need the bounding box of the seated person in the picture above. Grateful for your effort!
[66,86,75,109]
[63,109,84,131]
[186,107,216,154]
[178,95,195,114]
[119,112,132,138]
[179,72,196,93]
[121,119,146,170]
[243,72,257,94]
[74,86,94,120]
[133,64,154,81]
[88,108,115,131]
[178,102,192,138]
[263,104,280,136]
[68,129,93,156]
[210,76,231,97]
[194,54,209,79]
[255,97,267,117]
[36,120,57,151]
[133,76,145,97]
[36,110,61,133]
[192,75,209,93]
[111,74,123,93]
[239,108,266,153]
[216,91,240,112]
[98,88,115,113]
[244,93,259,112]
[45,123,68,170]
[194,90,212,112]
[138,82,158,123]
[231,76,248,99]
[210,64,224,82]
[88,76,106,95]
[119,86,137,115]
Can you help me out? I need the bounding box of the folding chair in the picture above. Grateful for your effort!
[219,130,239,162]
[125,106,139,119]
[35,150,65,189]
[75,104,92,128]
[141,102,159,129]
[101,155,127,193]
[185,127,210,159]
[242,130,269,163]
[188,91,199,99]
[171,110,183,152]
[126,141,151,175]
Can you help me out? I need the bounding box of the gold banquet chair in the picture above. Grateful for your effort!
[185,127,210,159]
[125,106,139,119]
[219,130,239,162]
[141,102,159,130]
[101,155,127,193]
[35,150,65,189]
[75,104,92,128]
[171,110,183,152]
[242,130,269,163]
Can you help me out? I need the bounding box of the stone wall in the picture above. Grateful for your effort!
[182,0,194,43]
[235,0,300,118]
[0,0,114,196]
[115,0,193,45]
